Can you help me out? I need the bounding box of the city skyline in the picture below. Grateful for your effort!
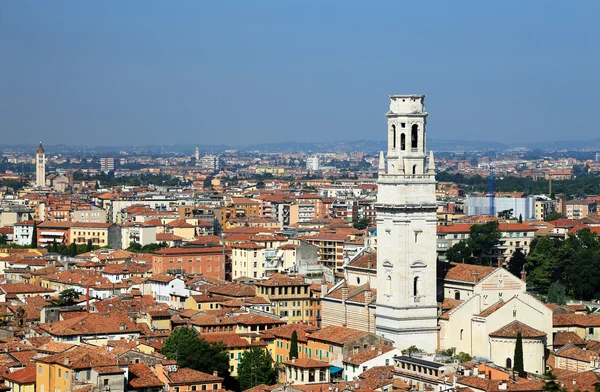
[1,1,599,146]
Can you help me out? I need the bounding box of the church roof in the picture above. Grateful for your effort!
[489,320,546,339]
[36,142,45,154]
[440,262,497,284]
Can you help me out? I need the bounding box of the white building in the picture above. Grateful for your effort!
[120,223,157,249]
[466,195,536,220]
[438,262,552,375]
[343,345,401,381]
[199,155,219,171]
[35,142,46,187]
[306,156,320,171]
[100,157,115,173]
[13,220,36,246]
[375,95,439,352]
[144,275,188,309]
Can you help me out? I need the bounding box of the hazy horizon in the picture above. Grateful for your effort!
[1,1,599,146]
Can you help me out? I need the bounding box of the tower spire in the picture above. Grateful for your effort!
[427,150,435,174]
[378,151,385,174]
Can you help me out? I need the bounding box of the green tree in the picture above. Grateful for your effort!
[30,224,37,248]
[525,236,560,292]
[203,177,213,190]
[498,209,514,220]
[213,219,222,236]
[445,240,473,263]
[50,238,58,253]
[68,242,78,257]
[238,347,276,391]
[52,289,81,306]
[546,282,567,305]
[513,332,525,378]
[0,234,7,245]
[127,241,142,252]
[178,338,229,379]
[352,216,371,231]
[401,345,424,357]
[507,249,526,276]
[467,221,501,264]
[256,181,266,189]
[452,352,473,363]
[289,330,299,359]
[86,239,93,252]
[162,327,199,360]
[518,214,523,223]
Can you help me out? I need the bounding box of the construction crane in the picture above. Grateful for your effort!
[489,166,495,217]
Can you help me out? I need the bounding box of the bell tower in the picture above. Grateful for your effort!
[375,95,438,352]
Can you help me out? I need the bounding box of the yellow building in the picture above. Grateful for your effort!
[3,367,36,392]
[259,324,318,364]
[184,293,228,311]
[36,345,126,392]
[255,274,318,325]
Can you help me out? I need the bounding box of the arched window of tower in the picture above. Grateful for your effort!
[392,125,397,149]
[401,133,406,151]
[411,124,418,149]
[412,164,417,175]
[413,276,419,297]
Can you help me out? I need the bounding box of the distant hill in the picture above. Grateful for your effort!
[1,138,599,154]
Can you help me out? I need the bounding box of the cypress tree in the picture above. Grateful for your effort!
[69,242,78,257]
[30,224,37,248]
[514,331,525,377]
[289,330,299,359]
[86,239,93,252]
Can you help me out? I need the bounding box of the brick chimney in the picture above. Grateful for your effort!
[497,254,505,269]
[341,280,349,302]
[520,268,527,282]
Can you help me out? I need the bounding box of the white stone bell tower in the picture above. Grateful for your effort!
[375,95,438,352]
[35,141,46,188]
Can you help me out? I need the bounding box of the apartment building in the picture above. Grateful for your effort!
[231,242,266,279]
[152,247,225,277]
[255,274,319,325]
[566,199,597,220]
[436,223,536,261]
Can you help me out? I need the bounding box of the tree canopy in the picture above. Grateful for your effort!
[162,327,230,379]
[238,347,276,391]
[445,221,501,265]
[526,229,600,299]
[52,288,81,306]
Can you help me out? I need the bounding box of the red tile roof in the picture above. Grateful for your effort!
[489,321,546,338]
[308,326,368,345]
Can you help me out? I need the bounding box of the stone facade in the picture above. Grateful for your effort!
[375,95,438,352]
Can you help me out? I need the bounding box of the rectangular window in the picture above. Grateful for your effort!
[39,366,42,375]
[58,369,62,377]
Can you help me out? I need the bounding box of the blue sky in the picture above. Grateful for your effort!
[1,1,599,146]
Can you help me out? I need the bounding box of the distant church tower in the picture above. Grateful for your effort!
[375,95,438,352]
[35,142,46,187]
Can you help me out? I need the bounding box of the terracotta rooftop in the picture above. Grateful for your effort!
[128,363,163,388]
[164,367,222,385]
[489,321,546,339]
[554,331,586,346]
[441,262,497,284]
[308,325,368,345]
[553,313,600,327]
[343,344,395,366]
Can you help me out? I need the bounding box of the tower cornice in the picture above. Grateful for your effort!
[386,111,428,118]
